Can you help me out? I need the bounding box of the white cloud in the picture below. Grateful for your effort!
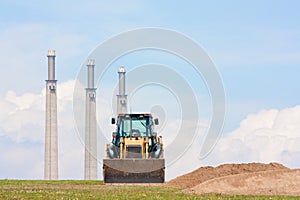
[2,78,300,180]
[0,80,85,179]
[0,80,77,143]
[0,78,212,180]
[0,91,44,143]
[206,105,300,169]
[166,105,300,180]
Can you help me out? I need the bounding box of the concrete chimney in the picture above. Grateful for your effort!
[84,59,98,180]
[117,66,127,114]
[87,59,94,88]
[44,50,58,180]
[47,50,55,80]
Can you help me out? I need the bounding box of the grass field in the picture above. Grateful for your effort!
[0,180,298,200]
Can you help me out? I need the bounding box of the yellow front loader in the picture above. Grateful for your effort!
[103,113,165,183]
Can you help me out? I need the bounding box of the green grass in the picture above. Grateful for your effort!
[0,180,298,200]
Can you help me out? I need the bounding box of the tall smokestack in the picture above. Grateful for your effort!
[44,50,58,180]
[117,66,127,114]
[84,59,98,180]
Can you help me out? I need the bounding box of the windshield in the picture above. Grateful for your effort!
[118,116,151,137]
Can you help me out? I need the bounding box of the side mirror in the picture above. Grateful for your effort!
[154,118,159,125]
[112,132,117,137]
[111,118,116,124]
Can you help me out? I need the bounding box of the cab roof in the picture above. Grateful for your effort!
[118,113,152,117]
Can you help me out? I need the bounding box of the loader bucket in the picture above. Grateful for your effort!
[103,158,165,183]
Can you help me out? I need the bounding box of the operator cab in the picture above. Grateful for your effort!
[111,113,160,152]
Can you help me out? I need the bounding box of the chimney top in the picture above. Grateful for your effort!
[118,66,126,73]
[87,59,95,66]
[47,50,55,56]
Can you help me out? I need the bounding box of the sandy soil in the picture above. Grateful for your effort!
[166,162,300,196]
[186,169,300,196]
[166,162,287,188]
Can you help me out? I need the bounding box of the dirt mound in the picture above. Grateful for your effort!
[166,162,288,188]
[186,169,300,196]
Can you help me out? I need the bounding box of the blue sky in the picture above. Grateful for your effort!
[1,1,300,121]
[1,1,300,179]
